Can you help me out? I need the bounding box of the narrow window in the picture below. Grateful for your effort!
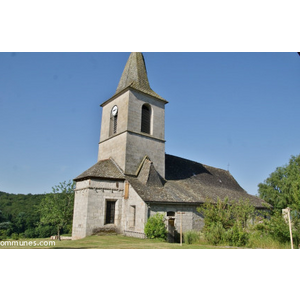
[167,211,175,217]
[141,104,151,134]
[129,205,136,228]
[110,115,118,136]
[124,181,129,200]
[109,105,118,136]
[105,201,116,224]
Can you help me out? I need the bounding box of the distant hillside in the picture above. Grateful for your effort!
[0,191,57,239]
[0,191,45,219]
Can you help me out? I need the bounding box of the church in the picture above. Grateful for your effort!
[72,53,266,240]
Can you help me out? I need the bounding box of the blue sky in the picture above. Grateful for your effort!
[0,52,299,195]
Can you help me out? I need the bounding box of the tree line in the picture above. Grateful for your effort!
[0,181,75,240]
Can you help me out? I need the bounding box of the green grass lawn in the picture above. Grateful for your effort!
[1,234,292,249]
[0,234,227,249]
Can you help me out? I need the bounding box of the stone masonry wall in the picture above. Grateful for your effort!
[149,203,205,233]
[125,132,165,177]
[99,92,129,142]
[72,183,89,240]
[98,132,127,171]
[122,183,148,238]
[72,179,125,240]
[125,90,166,177]
[128,90,165,140]
[98,89,166,177]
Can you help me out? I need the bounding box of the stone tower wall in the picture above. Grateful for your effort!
[99,91,129,143]
[98,90,166,177]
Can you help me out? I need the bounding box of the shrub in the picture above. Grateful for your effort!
[225,222,249,247]
[265,212,290,244]
[198,198,233,230]
[254,211,300,246]
[204,222,226,245]
[199,198,255,246]
[144,213,167,240]
[184,230,200,244]
[11,233,19,240]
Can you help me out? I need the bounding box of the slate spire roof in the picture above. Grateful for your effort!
[115,52,167,102]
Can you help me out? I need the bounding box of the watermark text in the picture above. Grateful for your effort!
[0,240,56,247]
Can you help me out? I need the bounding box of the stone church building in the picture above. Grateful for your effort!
[72,52,266,240]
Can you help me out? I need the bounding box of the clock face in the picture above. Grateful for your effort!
[111,105,118,116]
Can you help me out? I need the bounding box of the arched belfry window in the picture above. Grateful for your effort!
[141,104,151,134]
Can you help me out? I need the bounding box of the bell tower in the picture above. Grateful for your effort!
[98,52,168,177]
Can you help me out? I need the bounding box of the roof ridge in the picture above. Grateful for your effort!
[109,157,125,175]
[135,155,151,177]
[166,153,228,173]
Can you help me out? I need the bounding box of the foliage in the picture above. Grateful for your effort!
[247,230,290,249]
[0,192,46,237]
[0,181,75,239]
[144,213,167,240]
[198,197,255,247]
[257,154,300,247]
[204,221,226,245]
[258,154,300,211]
[184,230,200,244]
[38,180,75,239]
[11,233,19,240]
[225,222,249,247]
[198,197,233,229]
[0,210,4,222]
[253,211,300,246]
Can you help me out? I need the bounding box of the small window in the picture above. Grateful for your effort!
[141,104,151,134]
[167,211,175,217]
[129,205,136,228]
[105,201,116,224]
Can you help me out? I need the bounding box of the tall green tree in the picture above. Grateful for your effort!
[38,180,75,240]
[258,154,300,211]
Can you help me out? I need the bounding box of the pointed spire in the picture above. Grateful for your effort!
[115,52,166,101]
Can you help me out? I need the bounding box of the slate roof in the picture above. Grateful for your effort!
[74,155,267,209]
[126,155,268,208]
[114,52,167,102]
[74,158,125,181]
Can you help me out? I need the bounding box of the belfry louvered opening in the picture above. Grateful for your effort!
[109,115,118,136]
[141,104,151,134]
